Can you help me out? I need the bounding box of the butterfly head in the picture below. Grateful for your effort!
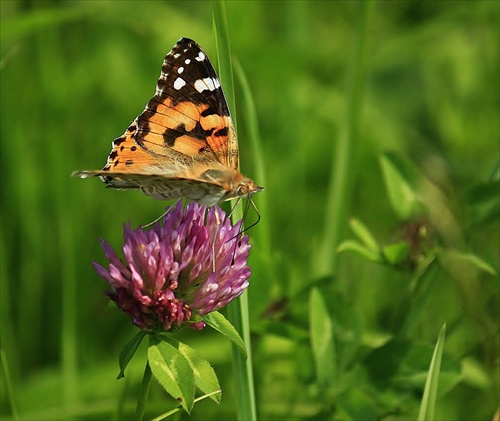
[198,167,262,203]
[228,177,263,232]
[238,178,263,198]
[221,176,263,203]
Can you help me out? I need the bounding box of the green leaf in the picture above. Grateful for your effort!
[309,288,336,388]
[117,330,147,379]
[349,218,379,252]
[337,240,383,263]
[465,179,500,227]
[203,311,247,358]
[148,339,195,413]
[459,253,497,276]
[462,251,496,275]
[176,341,221,404]
[361,336,460,392]
[337,387,378,420]
[418,324,446,421]
[380,153,420,219]
[135,362,153,421]
[321,287,364,370]
[440,249,497,276]
[383,242,410,265]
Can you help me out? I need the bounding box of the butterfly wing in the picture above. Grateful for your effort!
[73,38,240,204]
[137,37,238,170]
[73,126,237,205]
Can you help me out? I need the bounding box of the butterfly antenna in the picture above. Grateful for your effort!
[241,196,261,232]
[227,196,261,235]
[227,197,261,267]
[226,197,261,243]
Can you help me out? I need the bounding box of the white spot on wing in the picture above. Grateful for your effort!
[185,58,191,64]
[178,66,184,74]
[174,53,180,58]
[194,77,221,93]
[195,51,206,62]
[174,77,186,90]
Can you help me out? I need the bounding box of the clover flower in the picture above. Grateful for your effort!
[93,202,251,331]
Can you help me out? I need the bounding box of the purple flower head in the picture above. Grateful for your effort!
[93,202,251,331]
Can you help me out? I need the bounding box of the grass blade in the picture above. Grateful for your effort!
[309,288,336,388]
[418,324,446,420]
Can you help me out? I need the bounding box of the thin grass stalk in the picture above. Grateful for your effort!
[32,26,80,406]
[0,350,19,420]
[0,233,18,419]
[60,214,78,406]
[315,0,374,279]
[233,59,270,257]
[38,28,80,406]
[213,1,257,419]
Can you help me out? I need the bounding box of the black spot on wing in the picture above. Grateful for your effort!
[162,128,177,147]
[200,106,220,117]
[161,122,215,147]
[214,127,228,137]
[113,136,126,146]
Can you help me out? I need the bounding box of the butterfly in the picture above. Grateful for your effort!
[73,37,262,207]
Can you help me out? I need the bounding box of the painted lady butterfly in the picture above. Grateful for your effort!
[73,38,262,207]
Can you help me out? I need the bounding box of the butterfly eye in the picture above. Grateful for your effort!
[237,185,248,197]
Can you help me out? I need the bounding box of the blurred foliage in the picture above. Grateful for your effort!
[1,1,498,420]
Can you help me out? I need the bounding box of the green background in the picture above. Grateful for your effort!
[1,1,498,419]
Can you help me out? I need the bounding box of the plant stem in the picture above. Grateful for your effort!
[315,0,374,279]
[227,292,257,420]
[213,2,257,419]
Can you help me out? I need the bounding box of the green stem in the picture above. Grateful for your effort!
[213,2,257,419]
[227,292,257,420]
[1,350,19,419]
[315,0,374,279]
[135,361,152,420]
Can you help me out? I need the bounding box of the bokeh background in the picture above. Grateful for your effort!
[1,1,498,420]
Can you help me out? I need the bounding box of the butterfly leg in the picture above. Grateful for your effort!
[226,198,242,221]
[141,198,182,229]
